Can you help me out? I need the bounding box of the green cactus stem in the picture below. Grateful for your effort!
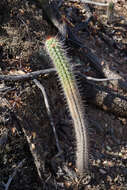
[45,36,89,174]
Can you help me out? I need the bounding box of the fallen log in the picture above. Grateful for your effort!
[82,78,127,117]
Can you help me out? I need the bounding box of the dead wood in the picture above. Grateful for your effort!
[82,78,127,117]
[36,0,127,93]
[0,67,127,117]
[37,0,67,38]
[18,117,47,180]
[0,95,52,181]
[0,68,55,81]
[67,27,127,92]
[33,79,62,154]
[13,80,64,181]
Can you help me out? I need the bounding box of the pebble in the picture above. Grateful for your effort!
[99,168,107,174]
[106,145,112,151]
[0,132,8,146]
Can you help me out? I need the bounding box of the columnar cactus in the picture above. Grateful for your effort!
[45,36,89,174]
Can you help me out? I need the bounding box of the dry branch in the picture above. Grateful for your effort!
[37,0,67,38]
[0,68,55,81]
[33,79,62,154]
[82,78,127,117]
[0,67,127,117]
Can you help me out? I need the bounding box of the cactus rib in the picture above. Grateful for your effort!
[45,37,89,174]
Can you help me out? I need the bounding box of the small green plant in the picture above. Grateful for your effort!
[45,36,89,174]
[107,1,114,21]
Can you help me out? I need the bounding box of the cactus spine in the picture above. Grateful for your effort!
[45,36,89,174]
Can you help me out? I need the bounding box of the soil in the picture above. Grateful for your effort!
[0,0,127,189]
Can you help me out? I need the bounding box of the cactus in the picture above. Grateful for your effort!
[45,36,89,174]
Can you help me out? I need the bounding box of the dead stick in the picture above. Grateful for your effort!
[82,78,127,117]
[80,0,109,6]
[0,68,55,81]
[68,28,127,91]
[0,68,121,82]
[0,67,126,117]
[33,79,62,154]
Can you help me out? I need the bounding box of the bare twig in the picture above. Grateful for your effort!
[0,66,121,83]
[80,0,109,7]
[0,87,12,92]
[0,68,55,81]
[33,79,62,154]
[80,73,120,81]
